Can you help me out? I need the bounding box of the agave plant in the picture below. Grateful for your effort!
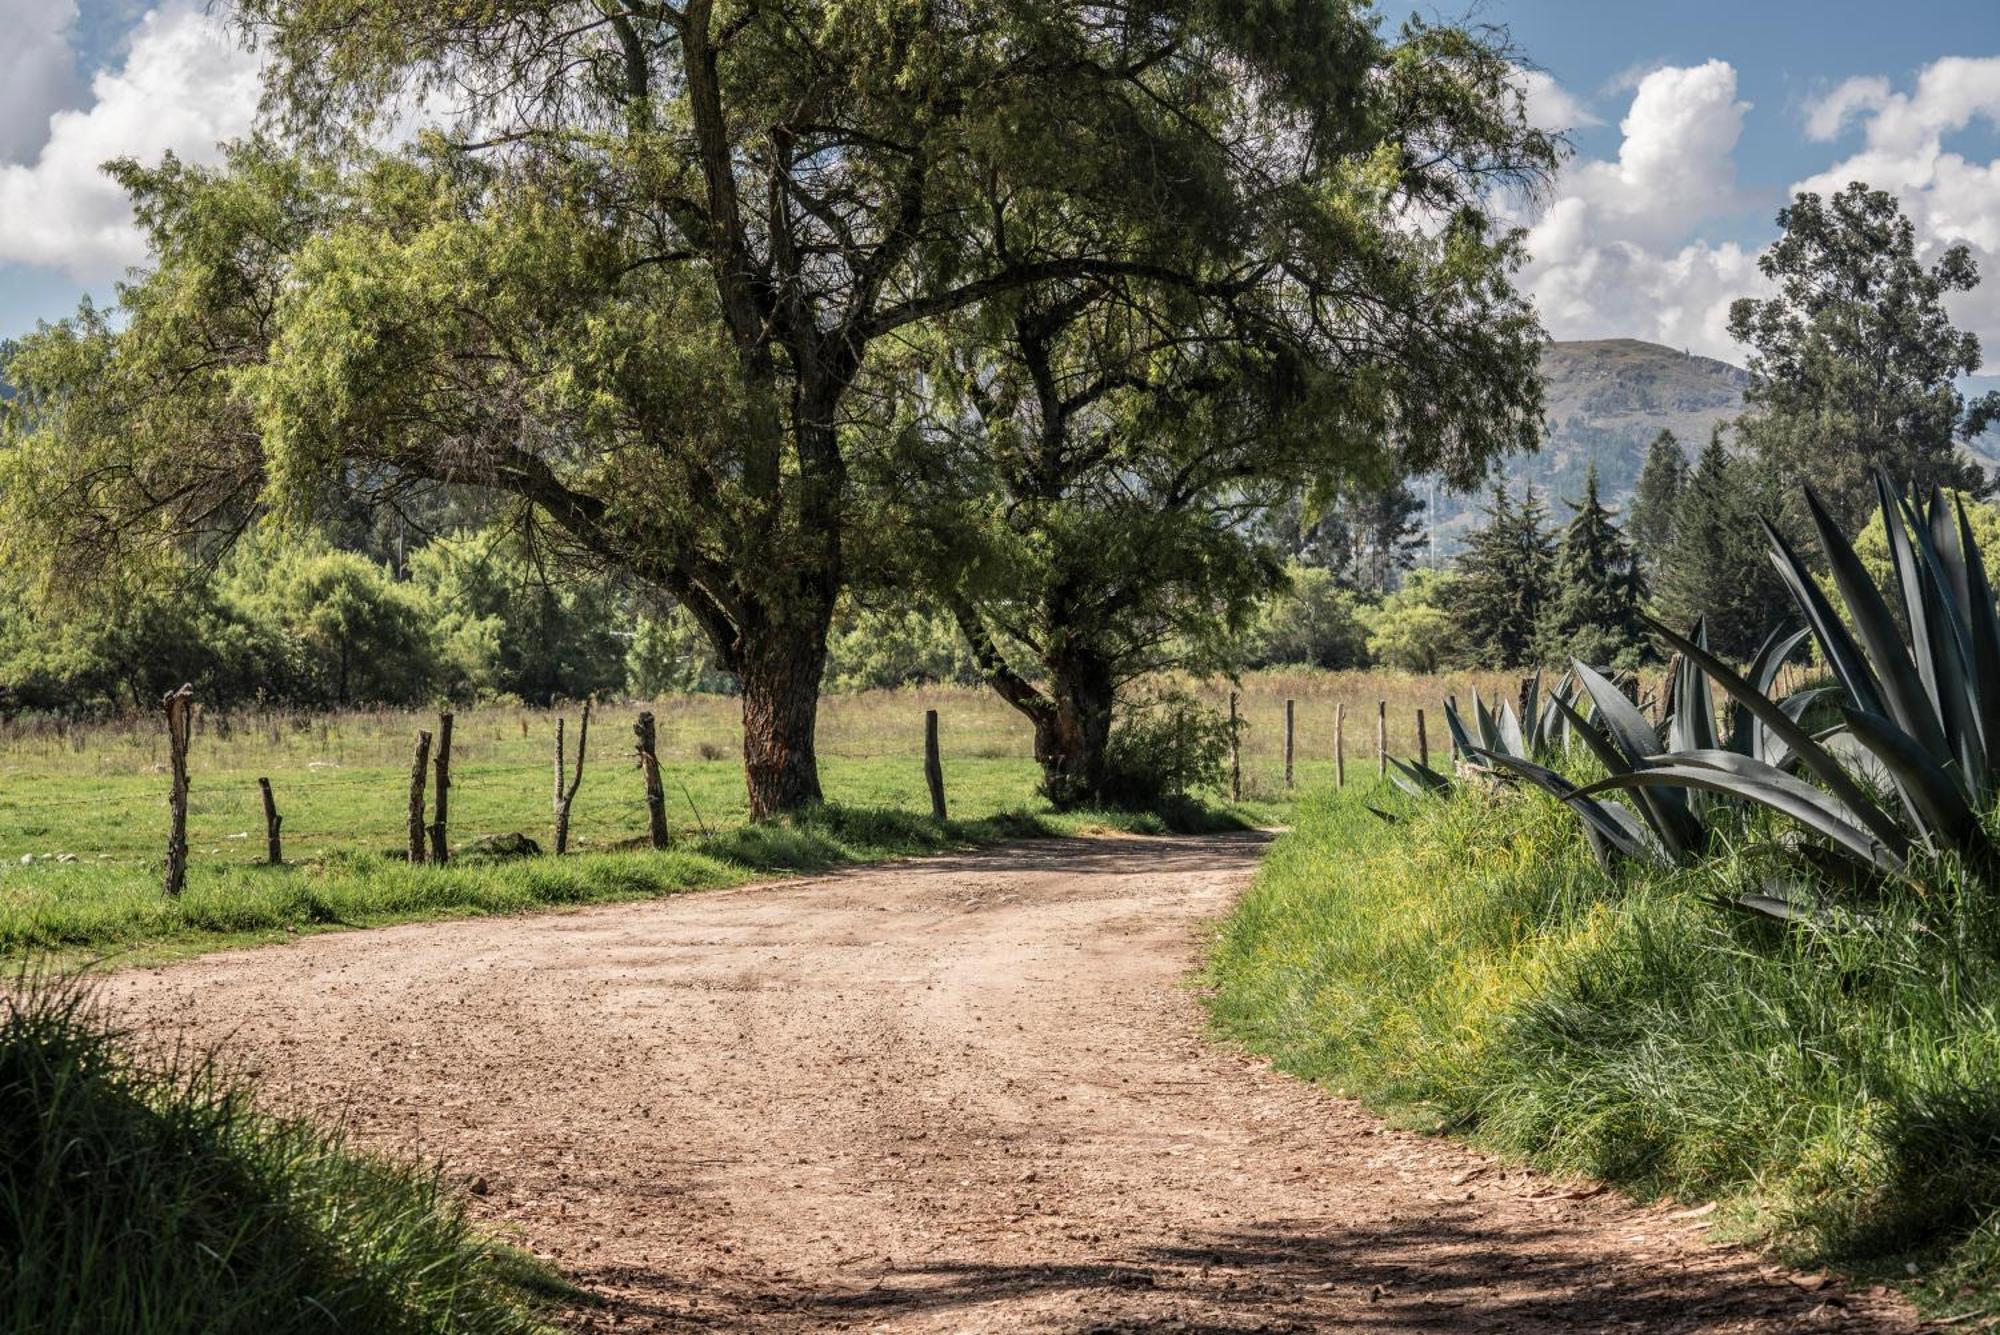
[1388,672,1581,799]
[1580,474,2000,885]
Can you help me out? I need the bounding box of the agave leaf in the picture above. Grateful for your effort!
[1839,705,1997,866]
[1802,484,1952,766]
[1732,625,1810,755]
[1728,881,1839,927]
[1570,661,1703,859]
[1387,755,1453,798]
[1365,806,1400,825]
[1472,688,1503,754]
[1497,701,1526,759]
[1762,516,1890,722]
[1884,478,1987,792]
[1757,688,1829,770]
[1645,619,1911,860]
[1473,748,1667,867]
[1957,494,2000,774]
[1578,764,1907,876]
[1520,670,1543,752]
[1443,695,1479,760]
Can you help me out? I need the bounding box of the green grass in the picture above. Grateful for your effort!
[1206,782,2000,1318]
[0,676,1408,965]
[1,974,576,1333]
[1,800,1262,965]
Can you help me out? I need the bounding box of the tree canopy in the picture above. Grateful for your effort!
[1729,182,2000,534]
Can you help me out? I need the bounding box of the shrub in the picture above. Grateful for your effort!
[1099,687,1233,808]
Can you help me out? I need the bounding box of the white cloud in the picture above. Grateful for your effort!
[1516,69,1601,134]
[0,0,86,164]
[1795,57,2000,372]
[0,2,260,280]
[1515,61,1766,360]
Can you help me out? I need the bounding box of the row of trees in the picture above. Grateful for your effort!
[0,1,1558,813]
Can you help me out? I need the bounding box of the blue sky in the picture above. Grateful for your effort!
[3,1,1999,369]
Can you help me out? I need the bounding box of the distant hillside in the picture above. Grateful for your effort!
[1425,339,1747,552]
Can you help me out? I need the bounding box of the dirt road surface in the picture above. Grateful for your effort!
[101,833,1917,1332]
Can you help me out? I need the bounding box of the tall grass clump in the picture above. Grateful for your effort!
[1210,782,2000,1304]
[0,975,565,1333]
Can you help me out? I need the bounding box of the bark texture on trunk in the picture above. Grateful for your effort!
[1033,653,1117,809]
[738,629,828,821]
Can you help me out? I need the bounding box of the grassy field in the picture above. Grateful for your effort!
[1207,782,2000,1318]
[0,670,1532,962]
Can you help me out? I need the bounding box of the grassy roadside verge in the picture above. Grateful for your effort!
[1205,783,2000,1318]
[4,799,1271,967]
[2,975,582,1333]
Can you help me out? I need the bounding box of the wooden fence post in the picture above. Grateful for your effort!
[1228,691,1241,802]
[1283,698,1295,790]
[924,708,947,821]
[553,714,566,845]
[257,776,282,866]
[1376,700,1387,778]
[1334,702,1346,788]
[635,711,670,849]
[428,711,453,865]
[407,729,432,864]
[554,698,592,854]
[1416,708,1429,770]
[163,684,193,896]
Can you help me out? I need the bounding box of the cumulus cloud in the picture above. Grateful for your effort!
[1795,57,2000,372]
[1516,69,1601,134]
[0,0,86,165]
[1514,60,1765,360]
[0,2,260,280]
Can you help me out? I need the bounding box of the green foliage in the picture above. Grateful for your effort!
[1652,429,1791,659]
[1360,569,1460,673]
[1730,183,1999,533]
[406,533,626,705]
[1,977,556,1332]
[1627,428,1686,574]
[221,530,440,707]
[1444,484,1554,668]
[1100,688,1236,809]
[1540,462,1646,668]
[822,601,979,693]
[1209,787,2000,1305]
[1239,565,1372,670]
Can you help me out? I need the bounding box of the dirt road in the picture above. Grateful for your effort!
[102,834,1915,1332]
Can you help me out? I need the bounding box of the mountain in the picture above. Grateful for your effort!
[1424,339,1749,552]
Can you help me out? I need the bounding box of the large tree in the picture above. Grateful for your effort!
[1653,428,1790,658]
[1,2,1553,819]
[1445,483,1554,669]
[1539,462,1644,668]
[1627,428,1685,574]
[1729,183,2000,534]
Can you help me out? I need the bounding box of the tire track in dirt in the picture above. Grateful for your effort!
[100,833,1918,1332]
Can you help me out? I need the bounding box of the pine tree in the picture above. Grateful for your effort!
[1653,429,1791,659]
[1540,462,1646,668]
[1628,429,1686,573]
[1446,483,1555,668]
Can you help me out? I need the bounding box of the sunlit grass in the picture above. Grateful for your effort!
[1208,782,2000,1316]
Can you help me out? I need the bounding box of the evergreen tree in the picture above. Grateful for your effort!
[1653,429,1791,659]
[1628,429,1686,573]
[1446,484,1555,668]
[1540,463,1646,668]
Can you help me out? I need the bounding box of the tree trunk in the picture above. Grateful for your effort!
[1033,651,1117,809]
[737,629,828,821]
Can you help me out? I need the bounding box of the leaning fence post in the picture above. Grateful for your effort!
[1283,698,1295,790]
[257,776,283,866]
[635,711,670,849]
[1376,700,1387,779]
[552,714,566,847]
[1416,708,1429,770]
[554,698,592,854]
[1334,701,1346,788]
[407,729,432,864]
[924,708,948,821]
[429,711,453,865]
[1228,691,1241,802]
[163,684,193,896]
